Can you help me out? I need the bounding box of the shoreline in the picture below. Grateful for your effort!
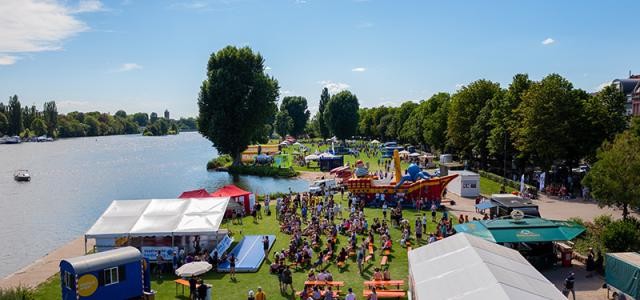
[0,237,95,289]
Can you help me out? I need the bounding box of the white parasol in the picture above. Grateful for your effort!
[175,261,212,277]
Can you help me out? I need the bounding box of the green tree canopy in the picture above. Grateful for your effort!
[280,96,310,137]
[580,84,628,161]
[43,101,58,137]
[150,112,158,124]
[447,80,501,159]
[0,112,8,135]
[274,110,293,138]
[7,95,23,135]
[84,115,101,136]
[317,87,331,139]
[582,131,640,219]
[324,90,359,141]
[421,93,450,152]
[197,46,279,164]
[132,112,149,127]
[115,110,127,118]
[30,118,47,136]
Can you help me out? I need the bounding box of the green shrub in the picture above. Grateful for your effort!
[601,219,640,252]
[207,155,233,170]
[593,214,613,229]
[0,286,35,300]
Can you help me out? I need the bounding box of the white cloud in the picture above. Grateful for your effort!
[356,22,374,29]
[57,100,91,112]
[541,38,555,45]
[318,80,350,94]
[295,0,307,4]
[377,101,398,107]
[170,1,209,9]
[596,81,612,91]
[113,63,142,72]
[0,0,101,64]
[455,83,465,89]
[70,0,105,13]
[265,66,272,70]
[282,90,292,95]
[351,67,366,72]
[0,55,18,66]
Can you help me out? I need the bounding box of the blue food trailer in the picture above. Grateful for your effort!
[60,246,150,300]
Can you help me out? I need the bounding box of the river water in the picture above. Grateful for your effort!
[0,132,308,278]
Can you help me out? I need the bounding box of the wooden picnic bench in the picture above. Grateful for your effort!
[174,278,200,296]
[304,280,345,289]
[364,280,405,290]
[363,289,406,299]
[380,255,388,266]
[296,289,340,298]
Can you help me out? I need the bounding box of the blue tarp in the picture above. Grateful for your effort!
[475,201,496,210]
[217,235,276,273]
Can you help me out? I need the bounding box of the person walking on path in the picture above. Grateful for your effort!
[563,272,576,300]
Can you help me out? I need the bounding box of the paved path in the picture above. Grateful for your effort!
[446,192,638,222]
[0,237,94,289]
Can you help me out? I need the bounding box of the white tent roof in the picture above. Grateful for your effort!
[86,198,230,238]
[408,233,565,300]
[305,154,320,161]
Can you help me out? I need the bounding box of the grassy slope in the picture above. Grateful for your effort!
[479,176,516,196]
[34,194,455,300]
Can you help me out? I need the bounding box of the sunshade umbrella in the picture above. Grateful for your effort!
[370,139,380,144]
[175,261,212,277]
[398,150,410,155]
[409,152,420,157]
[305,154,319,161]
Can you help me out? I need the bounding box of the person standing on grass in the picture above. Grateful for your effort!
[197,279,208,300]
[263,235,270,258]
[431,204,437,222]
[189,277,198,300]
[356,246,364,274]
[229,253,237,281]
[415,219,423,242]
[422,213,427,233]
[282,265,294,294]
[368,287,378,300]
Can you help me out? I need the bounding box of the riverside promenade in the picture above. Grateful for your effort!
[0,237,95,289]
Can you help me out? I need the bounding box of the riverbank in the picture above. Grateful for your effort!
[0,237,95,289]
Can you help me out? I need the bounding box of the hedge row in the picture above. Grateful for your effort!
[227,165,298,178]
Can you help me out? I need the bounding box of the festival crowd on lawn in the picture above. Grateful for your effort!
[257,188,458,300]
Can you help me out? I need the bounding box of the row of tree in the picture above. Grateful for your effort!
[305,74,627,174]
[0,96,197,138]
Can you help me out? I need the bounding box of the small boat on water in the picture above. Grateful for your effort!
[14,170,31,182]
[4,136,22,144]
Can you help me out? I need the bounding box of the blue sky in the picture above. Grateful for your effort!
[0,0,639,118]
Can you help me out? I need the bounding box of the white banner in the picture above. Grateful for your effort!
[539,172,546,192]
[141,246,178,261]
[211,234,233,257]
[249,194,256,211]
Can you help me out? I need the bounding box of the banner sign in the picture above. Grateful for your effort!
[211,234,234,257]
[141,246,178,261]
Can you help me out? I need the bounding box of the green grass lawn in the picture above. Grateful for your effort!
[480,176,516,196]
[33,194,455,300]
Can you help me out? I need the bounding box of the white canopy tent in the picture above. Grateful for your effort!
[85,198,230,252]
[408,233,565,300]
[305,154,320,161]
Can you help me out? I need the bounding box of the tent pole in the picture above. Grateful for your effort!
[84,235,87,254]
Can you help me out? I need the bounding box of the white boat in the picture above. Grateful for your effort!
[14,170,31,182]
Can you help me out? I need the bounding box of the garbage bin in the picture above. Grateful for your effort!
[557,242,573,267]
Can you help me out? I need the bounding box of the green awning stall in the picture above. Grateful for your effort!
[454,218,585,243]
[605,252,640,299]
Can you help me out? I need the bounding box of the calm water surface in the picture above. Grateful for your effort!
[0,132,308,277]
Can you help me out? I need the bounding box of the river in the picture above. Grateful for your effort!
[0,132,308,278]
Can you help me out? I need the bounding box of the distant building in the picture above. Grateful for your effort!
[164,109,170,119]
[612,75,640,116]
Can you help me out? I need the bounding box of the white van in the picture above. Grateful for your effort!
[309,179,337,195]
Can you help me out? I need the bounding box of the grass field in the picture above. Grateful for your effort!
[479,176,517,196]
[33,194,455,300]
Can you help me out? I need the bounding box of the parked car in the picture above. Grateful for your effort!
[309,179,337,195]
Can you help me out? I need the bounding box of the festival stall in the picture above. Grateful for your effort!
[319,154,344,172]
[408,233,565,300]
[210,184,254,213]
[447,170,480,197]
[178,189,211,198]
[85,198,230,259]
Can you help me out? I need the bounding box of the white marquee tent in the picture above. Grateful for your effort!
[86,197,230,239]
[408,233,566,300]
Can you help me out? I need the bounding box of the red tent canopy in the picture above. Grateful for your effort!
[211,185,253,212]
[178,189,211,198]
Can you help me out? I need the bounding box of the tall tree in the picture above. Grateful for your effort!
[317,87,331,139]
[488,74,532,174]
[389,101,417,142]
[513,74,583,168]
[274,110,293,138]
[7,95,23,135]
[43,101,58,137]
[30,118,47,136]
[197,46,279,165]
[447,80,502,159]
[324,90,359,141]
[421,93,450,152]
[149,112,158,124]
[0,112,7,135]
[132,112,149,127]
[580,84,628,162]
[582,131,640,219]
[280,96,310,137]
[115,110,127,119]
